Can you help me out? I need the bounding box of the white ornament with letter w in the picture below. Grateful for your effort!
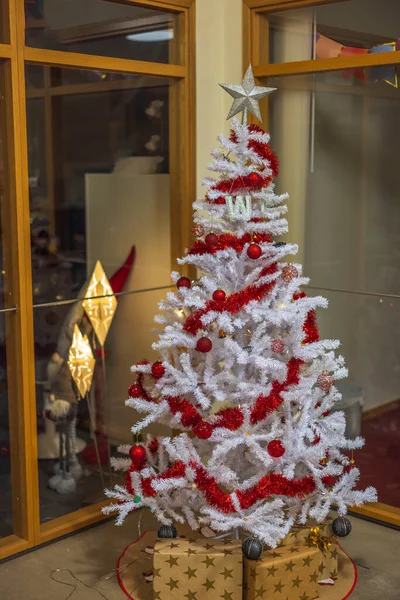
[226,195,252,220]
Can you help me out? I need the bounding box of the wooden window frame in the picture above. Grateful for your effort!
[0,0,195,560]
[243,0,400,529]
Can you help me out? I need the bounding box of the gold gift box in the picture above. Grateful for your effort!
[153,537,242,599]
[244,543,320,600]
[280,521,338,581]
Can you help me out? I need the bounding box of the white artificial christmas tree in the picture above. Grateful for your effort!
[104,66,376,548]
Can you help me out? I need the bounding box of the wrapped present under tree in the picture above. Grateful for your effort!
[244,543,320,600]
[281,521,338,583]
[153,537,242,599]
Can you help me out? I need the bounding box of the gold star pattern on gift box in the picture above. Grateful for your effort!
[82,260,117,347]
[154,537,242,600]
[68,324,95,398]
[244,543,320,600]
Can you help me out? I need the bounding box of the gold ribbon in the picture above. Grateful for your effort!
[307,527,333,555]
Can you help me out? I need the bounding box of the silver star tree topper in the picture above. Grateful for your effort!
[220,64,276,124]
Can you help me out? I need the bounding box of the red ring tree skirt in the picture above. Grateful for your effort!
[116,525,357,600]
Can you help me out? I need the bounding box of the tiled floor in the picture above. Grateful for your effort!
[0,513,398,599]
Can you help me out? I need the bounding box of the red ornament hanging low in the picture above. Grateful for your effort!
[317,372,335,392]
[177,276,191,289]
[212,289,226,302]
[196,337,213,353]
[205,233,219,248]
[247,243,262,259]
[192,420,213,439]
[267,439,285,458]
[192,224,205,238]
[282,264,299,282]
[129,444,147,470]
[151,361,165,379]
[271,339,285,353]
[128,383,142,398]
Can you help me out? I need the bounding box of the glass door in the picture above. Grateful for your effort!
[0,0,195,559]
[244,0,400,527]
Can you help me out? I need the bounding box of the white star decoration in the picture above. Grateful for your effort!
[220,64,276,122]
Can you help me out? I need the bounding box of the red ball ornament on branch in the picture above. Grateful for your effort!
[205,233,218,248]
[317,372,335,392]
[192,224,205,238]
[247,243,262,259]
[129,444,147,470]
[192,421,213,439]
[282,265,299,282]
[212,289,226,302]
[271,339,285,353]
[177,276,191,289]
[248,172,264,186]
[128,383,142,398]
[196,337,213,353]
[267,440,285,458]
[151,361,165,379]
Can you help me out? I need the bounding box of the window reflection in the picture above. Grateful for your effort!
[26,65,172,523]
[268,69,400,508]
[266,0,400,65]
[25,0,178,64]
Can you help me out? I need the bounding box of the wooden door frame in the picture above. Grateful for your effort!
[0,0,195,560]
[243,0,400,528]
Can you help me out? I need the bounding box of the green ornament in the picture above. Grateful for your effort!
[133,495,141,504]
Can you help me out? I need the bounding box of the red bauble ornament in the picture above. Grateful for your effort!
[317,372,335,392]
[248,172,263,186]
[192,421,213,439]
[271,339,285,353]
[129,444,147,469]
[196,337,213,353]
[177,276,191,289]
[128,383,142,398]
[151,361,165,379]
[205,233,218,248]
[267,440,285,458]
[192,224,205,238]
[282,265,298,282]
[247,243,262,259]
[212,289,226,302]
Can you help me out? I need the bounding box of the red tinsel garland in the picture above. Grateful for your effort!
[183,262,278,335]
[292,292,320,344]
[230,125,279,177]
[215,407,244,431]
[188,232,272,256]
[204,125,280,205]
[206,172,272,205]
[251,357,303,425]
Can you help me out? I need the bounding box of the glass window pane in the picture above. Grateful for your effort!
[26,65,171,305]
[267,67,400,508]
[35,287,170,523]
[25,0,182,65]
[0,1,9,43]
[0,67,13,537]
[265,0,400,65]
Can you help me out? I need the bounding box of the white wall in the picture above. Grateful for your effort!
[196,0,243,197]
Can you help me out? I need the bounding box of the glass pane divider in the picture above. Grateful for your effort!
[26,75,169,100]
[0,305,17,314]
[6,0,41,547]
[24,47,187,79]
[113,0,195,10]
[254,49,400,78]
[32,286,174,310]
[308,287,400,301]
[0,43,12,58]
